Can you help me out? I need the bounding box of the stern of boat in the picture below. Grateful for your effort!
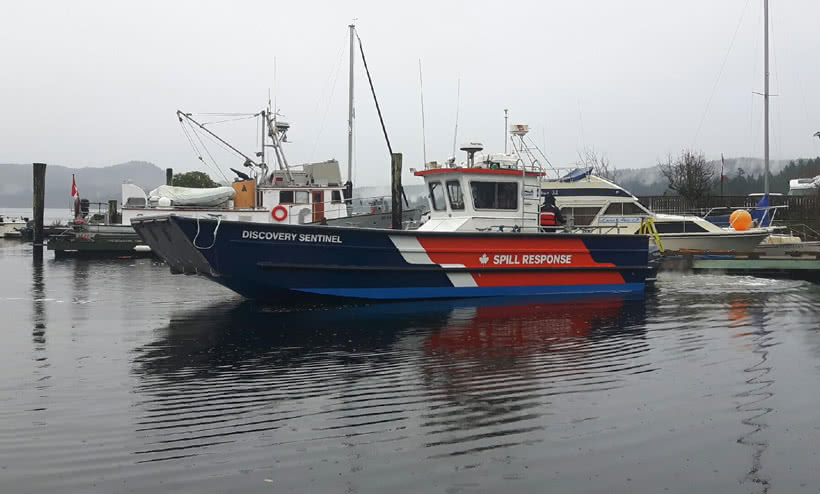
[131,215,214,275]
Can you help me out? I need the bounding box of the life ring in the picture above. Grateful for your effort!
[271,205,288,222]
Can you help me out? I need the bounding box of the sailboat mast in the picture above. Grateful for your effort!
[763,0,770,196]
[347,23,355,188]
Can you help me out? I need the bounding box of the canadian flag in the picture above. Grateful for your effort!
[71,174,79,198]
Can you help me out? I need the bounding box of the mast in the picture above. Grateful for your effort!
[763,0,770,196]
[419,59,427,166]
[504,109,509,153]
[347,23,355,189]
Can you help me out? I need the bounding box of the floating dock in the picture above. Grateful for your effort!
[47,223,151,258]
[661,250,820,282]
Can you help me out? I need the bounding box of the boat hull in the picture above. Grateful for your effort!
[659,230,768,252]
[132,215,651,301]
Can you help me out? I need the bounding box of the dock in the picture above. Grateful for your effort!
[661,250,820,282]
[47,222,151,258]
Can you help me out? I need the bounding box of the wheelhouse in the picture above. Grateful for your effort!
[414,167,543,232]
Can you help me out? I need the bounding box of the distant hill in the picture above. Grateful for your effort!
[612,157,792,196]
[0,161,165,207]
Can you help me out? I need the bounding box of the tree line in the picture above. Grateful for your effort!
[660,151,820,201]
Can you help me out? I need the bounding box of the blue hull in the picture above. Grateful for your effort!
[132,215,651,301]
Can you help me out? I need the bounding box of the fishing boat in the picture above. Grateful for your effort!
[132,142,654,301]
[122,24,420,231]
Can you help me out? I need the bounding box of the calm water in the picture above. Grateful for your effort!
[2,239,820,493]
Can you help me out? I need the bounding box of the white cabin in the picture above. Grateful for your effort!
[121,160,349,226]
[415,163,543,232]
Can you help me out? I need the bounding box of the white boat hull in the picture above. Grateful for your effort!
[659,231,769,252]
[755,240,820,256]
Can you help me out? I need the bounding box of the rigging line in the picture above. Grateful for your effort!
[525,135,556,173]
[310,31,348,162]
[189,117,251,162]
[356,30,408,206]
[692,0,752,146]
[179,120,206,164]
[309,29,349,162]
[201,115,260,126]
[189,122,230,183]
[190,112,257,117]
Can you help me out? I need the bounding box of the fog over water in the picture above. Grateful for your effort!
[2,0,820,187]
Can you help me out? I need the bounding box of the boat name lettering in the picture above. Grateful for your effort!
[492,254,572,265]
[241,230,343,244]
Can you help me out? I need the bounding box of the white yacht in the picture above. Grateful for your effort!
[540,171,771,252]
[0,215,27,238]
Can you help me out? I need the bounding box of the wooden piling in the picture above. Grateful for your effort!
[391,153,402,230]
[166,168,173,186]
[108,200,118,224]
[32,162,46,246]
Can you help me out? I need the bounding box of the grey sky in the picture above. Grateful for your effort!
[2,0,819,187]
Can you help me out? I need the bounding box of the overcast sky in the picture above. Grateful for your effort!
[2,0,819,186]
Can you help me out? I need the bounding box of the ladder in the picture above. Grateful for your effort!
[638,217,664,253]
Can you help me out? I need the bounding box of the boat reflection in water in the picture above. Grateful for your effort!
[131,294,650,471]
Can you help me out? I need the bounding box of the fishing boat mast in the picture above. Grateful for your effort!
[346,23,356,208]
[763,0,770,196]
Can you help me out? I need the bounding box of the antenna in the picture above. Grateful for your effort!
[419,59,427,166]
[504,109,509,153]
[451,78,460,160]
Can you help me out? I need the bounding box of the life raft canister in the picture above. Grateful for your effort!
[271,205,288,222]
[539,211,557,226]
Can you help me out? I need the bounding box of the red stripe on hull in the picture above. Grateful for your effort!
[416,236,624,287]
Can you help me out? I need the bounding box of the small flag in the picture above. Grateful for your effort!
[71,174,79,198]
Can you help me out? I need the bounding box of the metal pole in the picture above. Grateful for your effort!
[347,23,355,187]
[419,59,427,167]
[452,79,460,160]
[166,168,173,186]
[504,109,509,154]
[763,0,770,196]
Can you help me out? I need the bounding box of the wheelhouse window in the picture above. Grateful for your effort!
[331,190,342,204]
[429,182,446,211]
[446,180,465,210]
[470,182,518,210]
[294,191,310,204]
[279,191,294,203]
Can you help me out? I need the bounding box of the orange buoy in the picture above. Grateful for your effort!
[729,209,752,231]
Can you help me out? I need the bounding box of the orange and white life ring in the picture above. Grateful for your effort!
[271,205,288,222]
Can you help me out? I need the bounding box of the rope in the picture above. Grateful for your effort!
[201,114,259,126]
[356,30,407,206]
[193,215,222,250]
[189,122,231,183]
[692,0,751,146]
